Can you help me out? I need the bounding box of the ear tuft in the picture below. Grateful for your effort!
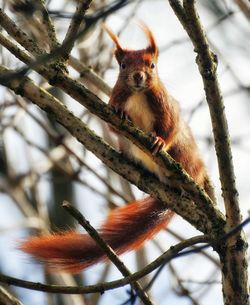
[102,23,125,63]
[138,22,159,57]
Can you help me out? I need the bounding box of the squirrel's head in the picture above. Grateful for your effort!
[104,23,159,92]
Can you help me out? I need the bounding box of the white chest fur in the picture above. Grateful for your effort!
[121,92,166,180]
[124,92,154,132]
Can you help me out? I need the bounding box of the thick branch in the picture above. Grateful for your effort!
[170,0,240,228]
[0,9,224,227]
[168,1,249,304]
[0,8,45,56]
[0,64,224,235]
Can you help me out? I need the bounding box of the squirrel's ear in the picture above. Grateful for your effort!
[103,24,125,63]
[139,22,159,57]
[114,49,125,64]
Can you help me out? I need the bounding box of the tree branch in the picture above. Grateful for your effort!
[169,0,239,228]
[0,64,224,235]
[35,0,60,50]
[0,235,209,294]
[168,1,249,304]
[0,26,226,234]
[234,0,250,20]
[61,0,93,60]
[62,201,153,305]
[0,1,133,76]
[69,55,112,96]
[0,8,45,56]
[0,287,23,305]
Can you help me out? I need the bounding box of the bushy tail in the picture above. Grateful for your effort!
[20,197,173,273]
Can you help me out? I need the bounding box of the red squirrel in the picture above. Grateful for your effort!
[20,24,215,273]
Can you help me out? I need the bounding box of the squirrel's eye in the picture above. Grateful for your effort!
[150,62,155,69]
[121,62,126,69]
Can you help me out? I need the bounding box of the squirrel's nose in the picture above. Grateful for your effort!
[133,72,144,83]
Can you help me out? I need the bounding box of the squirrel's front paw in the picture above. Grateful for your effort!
[149,133,166,155]
[111,105,131,121]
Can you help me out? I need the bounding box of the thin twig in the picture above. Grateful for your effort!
[0,0,134,78]
[0,287,23,305]
[233,0,250,20]
[69,55,112,96]
[61,0,93,60]
[1,215,249,295]
[35,0,60,50]
[169,263,200,305]
[165,228,219,266]
[62,201,154,305]
[0,234,210,294]
[16,98,128,202]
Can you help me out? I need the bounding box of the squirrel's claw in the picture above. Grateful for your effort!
[112,105,131,121]
[150,135,166,155]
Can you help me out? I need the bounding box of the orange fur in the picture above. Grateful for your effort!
[20,198,173,272]
[108,24,215,197]
[20,25,215,273]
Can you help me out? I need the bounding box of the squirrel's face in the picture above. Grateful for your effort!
[104,23,159,91]
[116,50,158,92]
